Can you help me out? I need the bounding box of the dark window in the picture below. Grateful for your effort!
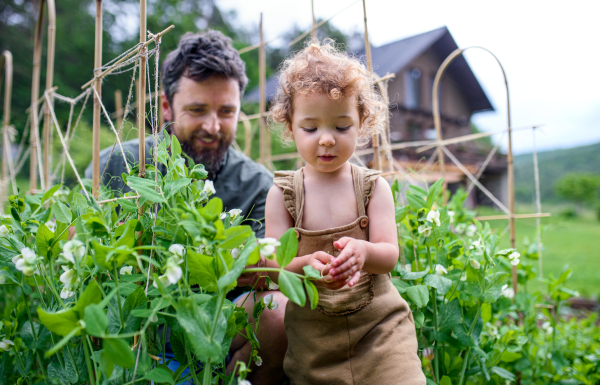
[404,68,422,110]
[408,122,421,141]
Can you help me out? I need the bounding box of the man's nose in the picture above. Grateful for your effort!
[319,131,335,147]
[202,112,220,135]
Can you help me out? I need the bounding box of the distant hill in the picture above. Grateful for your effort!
[514,142,600,203]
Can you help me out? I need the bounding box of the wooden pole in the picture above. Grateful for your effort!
[1,51,13,210]
[505,67,517,295]
[115,89,123,139]
[42,0,56,189]
[138,0,147,178]
[92,0,102,198]
[30,0,45,193]
[362,0,379,171]
[259,13,266,165]
[311,0,317,40]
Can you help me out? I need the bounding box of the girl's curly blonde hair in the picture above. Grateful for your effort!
[269,40,385,145]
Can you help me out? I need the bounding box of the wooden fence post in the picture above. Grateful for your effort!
[92,0,103,198]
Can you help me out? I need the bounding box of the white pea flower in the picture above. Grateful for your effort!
[60,287,76,299]
[435,264,448,276]
[460,272,467,281]
[63,240,86,264]
[238,380,252,385]
[508,251,520,266]
[448,211,455,224]
[0,339,14,351]
[501,284,515,299]
[12,248,38,276]
[203,180,216,195]
[470,240,482,250]
[220,212,227,220]
[470,260,481,270]
[0,276,5,284]
[509,258,520,266]
[165,264,182,285]
[120,266,133,275]
[426,210,441,227]
[169,244,185,258]
[466,224,477,237]
[60,266,77,287]
[229,209,242,219]
[153,274,171,289]
[455,223,466,234]
[0,225,9,237]
[45,221,56,232]
[264,294,278,311]
[418,225,432,237]
[230,248,240,259]
[258,238,280,259]
[255,356,263,366]
[148,314,158,323]
[267,280,279,290]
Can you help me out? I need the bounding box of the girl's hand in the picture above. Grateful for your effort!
[308,252,347,290]
[330,237,367,287]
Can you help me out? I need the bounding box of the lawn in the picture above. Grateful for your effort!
[476,203,600,298]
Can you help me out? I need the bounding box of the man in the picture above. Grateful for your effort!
[85,30,287,384]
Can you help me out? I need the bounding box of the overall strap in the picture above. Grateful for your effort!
[293,168,305,228]
[351,164,367,217]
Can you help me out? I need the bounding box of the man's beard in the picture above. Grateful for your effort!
[179,136,232,180]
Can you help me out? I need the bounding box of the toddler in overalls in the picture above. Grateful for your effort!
[264,41,426,385]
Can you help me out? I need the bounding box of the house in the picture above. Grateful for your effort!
[245,26,508,207]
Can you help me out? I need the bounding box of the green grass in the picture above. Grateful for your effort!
[476,203,600,298]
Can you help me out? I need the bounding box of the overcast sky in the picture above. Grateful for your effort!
[219,0,600,155]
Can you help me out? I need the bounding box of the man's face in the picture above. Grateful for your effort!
[162,75,240,177]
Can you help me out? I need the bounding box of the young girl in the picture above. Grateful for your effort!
[265,42,426,385]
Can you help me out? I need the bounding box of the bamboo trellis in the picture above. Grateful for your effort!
[1,0,551,299]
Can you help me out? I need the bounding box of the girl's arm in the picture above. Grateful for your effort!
[329,176,399,285]
[264,185,338,286]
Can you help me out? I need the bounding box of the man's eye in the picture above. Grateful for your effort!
[336,126,351,131]
[189,108,205,114]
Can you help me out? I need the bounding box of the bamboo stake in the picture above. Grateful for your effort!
[474,213,550,221]
[115,89,123,139]
[532,127,543,281]
[238,112,253,156]
[42,0,56,189]
[92,0,103,198]
[80,25,174,90]
[30,0,45,193]
[362,0,379,171]
[311,0,317,40]
[258,13,266,165]
[1,51,14,209]
[138,0,147,178]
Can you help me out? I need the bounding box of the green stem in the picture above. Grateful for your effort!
[243,267,305,279]
[45,260,65,307]
[113,262,125,330]
[82,333,96,385]
[426,246,439,382]
[187,347,201,385]
[458,305,482,385]
[201,359,211,385]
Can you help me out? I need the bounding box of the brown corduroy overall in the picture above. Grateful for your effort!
[273,164,426,385]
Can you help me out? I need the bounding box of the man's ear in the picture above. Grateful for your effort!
[161,92,172,122]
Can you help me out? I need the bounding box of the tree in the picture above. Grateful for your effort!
[555,173,600,215]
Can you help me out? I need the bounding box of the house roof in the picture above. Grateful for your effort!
[244,26,494,113]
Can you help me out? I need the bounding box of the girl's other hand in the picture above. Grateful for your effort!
[330,237,366,287]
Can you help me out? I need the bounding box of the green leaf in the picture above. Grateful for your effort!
[406,192,426,211]
[426,178,444,209]
[304,279,319,310]
[52,201,73,224]
[41,185,62,204]
[117,198,138,213]
[188,251,221,292]
[164,178,191,200]
[45,325,83,357]
[408,184,427,197]
[439,375,452,385]
[84,304,108,337]
[103,338,135,368]
[144,367,175,384]
[47,360,78,385]
[127,177,165,203]
[405,285,429,308]
[220,225,252,250]
[302,265,321,279]
[217,240,257,292]
[481,302,492,324]
[424,274,453,295]
[395,206,410,222]
[202,198,223,221]
[500,351,522,363]
[99,349,116,378]
[36,222,53,259]
[400,269,429,280]
[491,366,516,381]
[391,278,411,293]
[278,270,306,307]
[171,135,182,158]
[275,228,298,268]
[438,299,462,333]
[413,310,425,328]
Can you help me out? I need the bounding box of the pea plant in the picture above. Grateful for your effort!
[392,179,600,385]
[0,134,316,385]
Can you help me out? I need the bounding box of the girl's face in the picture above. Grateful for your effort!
[290,93,361,173]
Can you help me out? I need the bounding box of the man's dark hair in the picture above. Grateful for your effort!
[161,30,248,106]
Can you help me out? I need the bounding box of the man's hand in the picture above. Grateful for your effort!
[329,237,366,287]
[237,255,269,289]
